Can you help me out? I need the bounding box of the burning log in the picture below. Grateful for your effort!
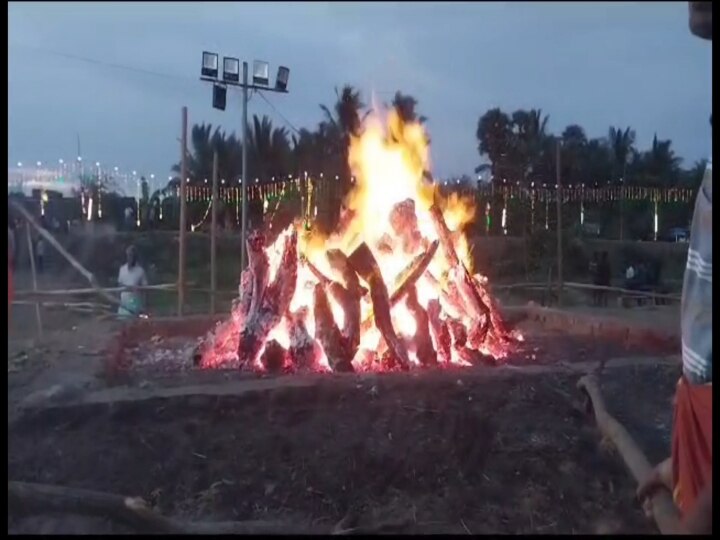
[428,204,493,323]
[390,240,439,303]
[376,234,394,254]
[426,299,451,364]
[348,242,410,369]
[472,275,512,342]
[360,240,439,332]
[313,284,353,372]
[328,283,360,358]
[326,249,365,297]
[237,231,298,367]
[302,256,333,286]
[467,318,490,350]
[246,231,270,319]
[262,230,298,316]
[389,198,422,254]
[260,339,287,373]
[405,286,437,367]
[286,309,319,370]
[456,347,496,367]
[447,318,467,348]
[235,269,253,323]
[304,251,362,357]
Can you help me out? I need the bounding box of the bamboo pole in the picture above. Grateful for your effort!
[577,374,684,535]
[24,223,43,337]
[177,106,188,316]
[14,283,176,297]
[555,139,563,306]
[9,200,130,314]
[210,150,218,315]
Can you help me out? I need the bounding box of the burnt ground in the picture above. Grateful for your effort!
[8,277,681,535]
[8,357,678,534]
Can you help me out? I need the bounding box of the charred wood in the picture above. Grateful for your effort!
[348,242,410,369]
[313,284,353,372]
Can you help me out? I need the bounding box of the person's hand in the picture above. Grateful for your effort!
[637,457,673,503]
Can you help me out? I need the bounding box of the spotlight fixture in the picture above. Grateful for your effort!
[201,51,219,78]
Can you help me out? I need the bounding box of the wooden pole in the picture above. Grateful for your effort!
[177,106,188,316]
[210,150,219,315]
[555,139,563,307]
[577,374,684,534]
[24,223,43,337]
[9,200,133,314]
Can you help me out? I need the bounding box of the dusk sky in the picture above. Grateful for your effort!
[8,1,712,184]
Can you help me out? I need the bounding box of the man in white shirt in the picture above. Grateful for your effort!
[117,245,148,317]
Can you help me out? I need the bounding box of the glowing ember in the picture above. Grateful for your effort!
[196,108,519,373]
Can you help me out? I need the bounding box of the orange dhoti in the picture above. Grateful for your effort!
[672,376,713,519]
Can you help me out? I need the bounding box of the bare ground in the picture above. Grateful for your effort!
[8,353,678,534]
[8,269,680,535]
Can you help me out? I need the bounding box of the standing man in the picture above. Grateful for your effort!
[117,245,149,318]
[35,235,46,274]
[637,2,712,534]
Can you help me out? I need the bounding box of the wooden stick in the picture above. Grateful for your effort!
[8,480,409,535]
[24,224,43,338]
[178,105,188,316]
[556,139,563,306]
[576,374,684,535]
[9,201,132,315]
[360,240,439,332]
[8,480,328,534]
[564,282,680,301]
[14,284,176,297]
[348,242,410,369]
[210,150,219,315]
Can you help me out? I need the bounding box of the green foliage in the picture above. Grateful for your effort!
[476,108,696,191]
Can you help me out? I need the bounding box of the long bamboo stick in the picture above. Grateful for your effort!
[24,224,43,337]
[9,200,131,314]
[210,150,218,314]
[14,283,176,297]
[178,106,188,316]
[577,374,684,535]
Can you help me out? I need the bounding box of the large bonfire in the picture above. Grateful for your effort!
[196,109,519,373]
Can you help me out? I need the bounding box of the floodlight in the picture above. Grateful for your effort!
[223,57,240,83]
[253,60,269,86]
[202,51,219,78]
[275,66,289,91]
[213,83,227,111]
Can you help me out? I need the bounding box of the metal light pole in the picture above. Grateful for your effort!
[241,61,249,272]
[199,53,290,272]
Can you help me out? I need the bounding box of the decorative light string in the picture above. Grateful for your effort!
[190,199,213,232]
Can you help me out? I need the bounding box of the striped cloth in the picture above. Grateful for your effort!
[681,159,712,385]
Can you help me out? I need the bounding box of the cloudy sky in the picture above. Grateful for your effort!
[8,1,712,182]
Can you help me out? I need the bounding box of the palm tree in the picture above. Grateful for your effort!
[608,126,636,183]
[475,108,513,183]
[509,108,550,184]
[320,85,367,140]
[171,123,227,185]
[318,85,368,180]
[637,134,682,186]
[390,91,427,125]
[561,124,588,185]
[246,115,291,180]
